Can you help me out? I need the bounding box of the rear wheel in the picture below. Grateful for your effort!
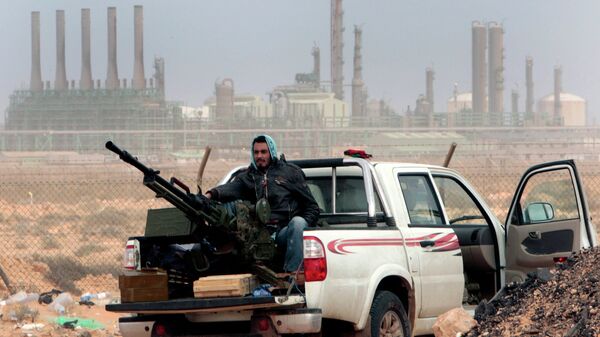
[369,291,410,337]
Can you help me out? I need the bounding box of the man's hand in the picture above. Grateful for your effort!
[204,191,212,199]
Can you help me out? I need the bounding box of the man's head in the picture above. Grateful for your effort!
[251,134,277,171]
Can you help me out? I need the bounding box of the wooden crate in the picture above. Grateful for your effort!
[119,270,169,303]
[194,274,258,298]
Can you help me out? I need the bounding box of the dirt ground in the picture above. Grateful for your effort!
[0,297,122,337]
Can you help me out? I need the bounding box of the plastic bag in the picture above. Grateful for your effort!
[48,293,74,314]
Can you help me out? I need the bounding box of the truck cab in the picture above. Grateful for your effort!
[298,158,596,336]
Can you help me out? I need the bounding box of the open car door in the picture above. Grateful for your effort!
[505,160,597,283]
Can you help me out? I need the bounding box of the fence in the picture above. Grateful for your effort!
[1,157,600,298]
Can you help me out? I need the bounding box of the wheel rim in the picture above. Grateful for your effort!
[379,310,403,337]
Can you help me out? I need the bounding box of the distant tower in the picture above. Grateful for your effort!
[511,89,519,126]
[80,8,93,90]
[54,10,68,91]
[215,79,234,120]
[488,22,504,114]
[106,7,119,89]
[525,57,534,117]
[30,11,43,92]
[511,89,519,113]
[312,45,320,88]
[352,25,365,117]
[331,0,344,100]
[132,5,145,89]
[554,65,562,125]
[472,21,486,114]
[426,67,435,113]
[153,57,165,98]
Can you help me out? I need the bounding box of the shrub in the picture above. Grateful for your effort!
[42,235,60,250]
[75,244,102,257]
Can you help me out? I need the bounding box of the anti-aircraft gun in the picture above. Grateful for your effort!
[105,141,277,290]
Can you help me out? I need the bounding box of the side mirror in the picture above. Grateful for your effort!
[523,202,554,223]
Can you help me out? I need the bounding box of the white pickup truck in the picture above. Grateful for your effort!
[108,157,597,337]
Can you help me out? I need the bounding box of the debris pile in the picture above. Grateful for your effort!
[467,248,600,337]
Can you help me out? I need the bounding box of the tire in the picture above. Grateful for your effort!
[369,290,411,337]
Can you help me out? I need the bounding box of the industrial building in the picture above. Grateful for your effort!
[1,1,593,159]
[4,6,180,151]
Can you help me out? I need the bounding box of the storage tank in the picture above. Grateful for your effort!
[537,92,586,126]
[215,79,234,119]
[447,92,491,113]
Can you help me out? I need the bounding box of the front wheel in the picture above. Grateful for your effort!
[369,291,410,337]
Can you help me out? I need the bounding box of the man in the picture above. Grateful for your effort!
[205,134,320,273]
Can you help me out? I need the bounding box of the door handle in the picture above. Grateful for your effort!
[528,231,541,240]
[420,240,435,248]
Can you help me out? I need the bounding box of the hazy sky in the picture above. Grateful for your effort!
[2,1,599,123]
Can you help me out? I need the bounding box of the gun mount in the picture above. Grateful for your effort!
[106,141,277,280]
[106,141,230,228]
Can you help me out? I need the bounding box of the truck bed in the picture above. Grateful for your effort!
[106,295,306,314]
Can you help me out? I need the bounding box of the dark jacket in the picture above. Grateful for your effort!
[208,159,320,226]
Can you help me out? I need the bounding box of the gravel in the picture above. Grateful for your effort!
[466,248,600,337]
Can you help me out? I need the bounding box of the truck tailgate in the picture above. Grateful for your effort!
[106,295,306,314]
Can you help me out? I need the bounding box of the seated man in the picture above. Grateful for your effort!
[205,134,320,273]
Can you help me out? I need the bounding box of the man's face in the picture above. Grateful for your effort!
[253,142,271,170]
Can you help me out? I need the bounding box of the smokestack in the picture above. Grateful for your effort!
[488,22,504,114]
[472,21,486,114]
[511,89,519,114]
[525,57,534,116]
[132,5,145,89]
[80,8,93,90]
[312,46,320,88]
[54,10,68,91]
[426,67,435,113]
[352,25,364,117]
[554,65,562,124]
[153,57,165,98]
[30,12,43,92]
[331,0,344,100]
[106,7,119,89]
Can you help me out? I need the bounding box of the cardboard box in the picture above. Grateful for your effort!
[119,270,169,303]
[194,274,258,298]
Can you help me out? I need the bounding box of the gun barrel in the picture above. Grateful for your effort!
[106,140,216,225]
[105,141,153,175]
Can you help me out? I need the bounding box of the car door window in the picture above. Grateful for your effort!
[433,176,489,226]
[515,168,579,225]
[398,174,443,225]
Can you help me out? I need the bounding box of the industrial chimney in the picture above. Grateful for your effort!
[106,7,119,89]
[330,0,344,100]
[80,8,93,90]
[153,57,165,98]
[132,5,145,89]
[554,65,562,125]
[511,89,519,126]
[312,46,320,88]
[352,25,365,117]
[215,79,234,120]
[488,22,504,114]
[426,67,435,113]
[511,89,519,114]
[525,57,534,116]
[30,11,43,92]
[471,21,486,114]
[55,10,68,91]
